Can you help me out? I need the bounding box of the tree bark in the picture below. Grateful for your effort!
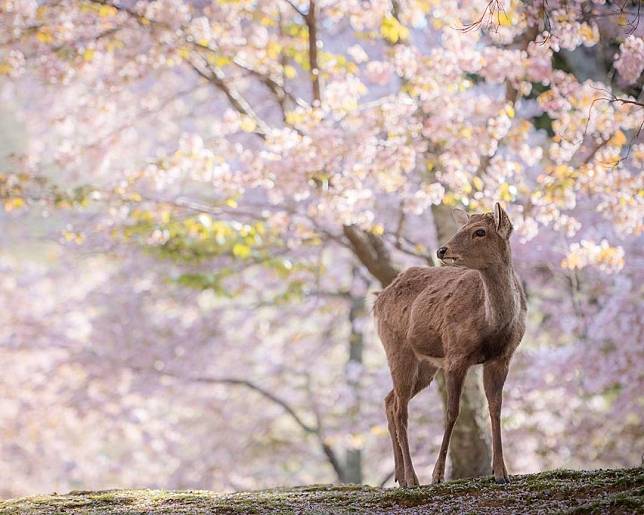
[342,225,399,288]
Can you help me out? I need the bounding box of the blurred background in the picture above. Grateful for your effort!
[0,0,642,499]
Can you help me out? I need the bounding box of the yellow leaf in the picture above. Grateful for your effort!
[225,198,238,208]
[0,62,11,75]
[609,130,627,147]
[499,183,513,202]
[443,192,457,206]
[498,11,512,27]
[504,104,515,118]
[98,5,117,17]
[36,29,54,44]
[285,110,305,125]
[66,231,85,244]
[579,23,599,45]
[178,47,191,60]
[380,16,408,43]
[267,41,282,59]
[4,198,24,212]
[472,176,484,191]
[370,424,387,436]
[82,48,95,62]
[432,18,445,29]
[239,117,257,133]
[232,243,251,259]
[106,39,124,52]
[459,127,473,139]
[284,65,297,79]
[206,54,231,67]
[371,224,385,236]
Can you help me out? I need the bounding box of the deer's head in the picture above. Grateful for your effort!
[436,202,513,270]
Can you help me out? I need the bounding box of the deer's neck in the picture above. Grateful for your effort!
[479,263,519,330]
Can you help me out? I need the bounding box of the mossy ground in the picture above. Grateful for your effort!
[1,467,642,514]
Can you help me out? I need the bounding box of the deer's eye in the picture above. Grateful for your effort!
[473,229,486,238]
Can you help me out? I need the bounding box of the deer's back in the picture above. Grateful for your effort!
[374,266,482,334]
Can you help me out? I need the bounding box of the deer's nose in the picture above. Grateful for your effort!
[437,247,448,259]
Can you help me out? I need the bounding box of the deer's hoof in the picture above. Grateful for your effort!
[400,476,419,488]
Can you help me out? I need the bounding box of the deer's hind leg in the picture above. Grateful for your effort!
[384,390,404,484]
[389,351,438,486]
[385,361,437,486]
[391,354,418,488]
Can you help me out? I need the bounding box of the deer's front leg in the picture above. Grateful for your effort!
[432,364,467,484]
[483,358,510,484]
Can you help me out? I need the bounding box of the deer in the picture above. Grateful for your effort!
[373,202,526,487]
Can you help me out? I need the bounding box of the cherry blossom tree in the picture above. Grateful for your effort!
[0,0,642,498]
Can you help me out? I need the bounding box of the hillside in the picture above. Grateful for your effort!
[1,467,642,514]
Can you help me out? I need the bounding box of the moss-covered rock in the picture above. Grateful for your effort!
[1,467,642,514]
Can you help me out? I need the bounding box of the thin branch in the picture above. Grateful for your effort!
[188,59,269,138]
[379,470,395,487]
[608,98,644,109]
[580,89,644,166]
[190,375,316,432]
[305,0,321,105]
[388,233,433,265]
[87,0,273,137]
[283,0,307,19]
[126,364,346,481]
[232,58,307,108]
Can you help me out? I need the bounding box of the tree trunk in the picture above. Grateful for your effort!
[343,268,365,484]
[432,204,492,479]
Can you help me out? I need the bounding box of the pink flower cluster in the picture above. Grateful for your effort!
[614,35,644,85]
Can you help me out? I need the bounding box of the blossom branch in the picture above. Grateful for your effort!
[128,365,346,481]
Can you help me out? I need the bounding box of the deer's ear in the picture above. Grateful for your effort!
[452,208,469,226]
[493,202,513,239]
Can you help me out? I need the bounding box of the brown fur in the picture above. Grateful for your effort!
[374,203,527,486]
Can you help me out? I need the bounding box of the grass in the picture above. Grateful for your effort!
[1,467,642,514]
